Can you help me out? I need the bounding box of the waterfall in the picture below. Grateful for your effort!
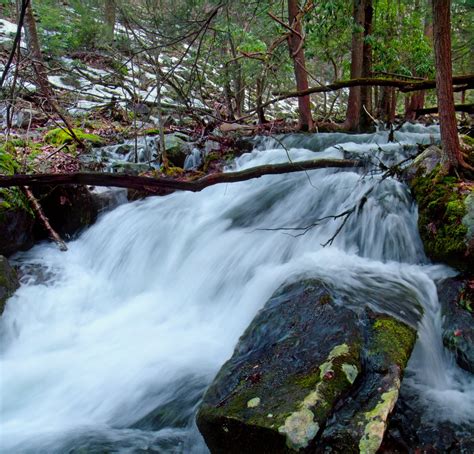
[1,124,472,453]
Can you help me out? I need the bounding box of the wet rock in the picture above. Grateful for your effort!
[33,186,98,239]
[438,277,474,374]
[384,381,474,453]
[403,145,444,184]
[110,162,151,174]
[89,186,128,213]
[0,206,35,256]
[164,133,189,168]
[196,279,416,453]
[0,255,19,315]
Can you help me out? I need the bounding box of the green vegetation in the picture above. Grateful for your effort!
[44,128,104,146]
[370,317,417,367]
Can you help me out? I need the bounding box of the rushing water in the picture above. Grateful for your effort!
[1,124,473,453]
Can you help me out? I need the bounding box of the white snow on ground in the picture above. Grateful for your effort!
[0,18,17,37]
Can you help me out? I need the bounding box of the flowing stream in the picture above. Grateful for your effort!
[1,124,473,452]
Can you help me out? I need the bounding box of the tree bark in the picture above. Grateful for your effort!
[104,0,116,43]
[344,0,366,131]
[432,0,463,169]
[288,0,313,131]
[0,159,363,193]
[360,0,374,131]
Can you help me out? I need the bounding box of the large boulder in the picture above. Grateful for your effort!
[0,205,35,256]
[196,279,416,453]
[407,157,474,271]
[0,255,19,315]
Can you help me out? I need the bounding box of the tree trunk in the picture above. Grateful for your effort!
[344,0,366,131]
[256,77,267,125]
[405,0,432,121]
[104,0,116,43]
[287,0,313,131]
[360,0,373,131]
[24,1,54,100]
[432,0,462,170]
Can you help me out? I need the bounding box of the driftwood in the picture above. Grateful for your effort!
[0,158,363,192]
[21,186,68,251]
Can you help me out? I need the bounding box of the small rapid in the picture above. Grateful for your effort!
[1,124,472,452]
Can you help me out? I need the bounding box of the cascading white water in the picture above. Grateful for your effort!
[1,124,473,453]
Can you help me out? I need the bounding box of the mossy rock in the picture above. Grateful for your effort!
[0,255,19,315]
[410,167,474,270]
[44,128,104,146]
[196,279,416,453]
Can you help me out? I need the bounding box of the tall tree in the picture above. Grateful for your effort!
[359,0,373,131]
[288,0,313,131]
[344,0,366,131]
[432,0,467,170]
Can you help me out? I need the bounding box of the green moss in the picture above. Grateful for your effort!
[163,165,184,177]
[44,128,104,146]
[462,135,474,149]
[411,167,471,267]
[370,317,416,367]
[203,152,220,172]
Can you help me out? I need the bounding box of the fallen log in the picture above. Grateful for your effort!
[262,75,474,111]
[415,103,474,115]
[0,158,363,192]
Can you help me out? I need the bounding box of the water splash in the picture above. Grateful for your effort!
[1,124,472,452]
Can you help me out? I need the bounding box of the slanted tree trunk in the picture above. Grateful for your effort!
[24,1,54,101]
[104,0,116,43]
[23,1,82,146]
[432,0,465,170]
[287,0,313,131]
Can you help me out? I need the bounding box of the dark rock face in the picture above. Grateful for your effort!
[438,277,474,374]
[196,279,416,453]
[33,185,98,239]
[0,255,19,314]
[384,383,474,453]
[0,207,35,256]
